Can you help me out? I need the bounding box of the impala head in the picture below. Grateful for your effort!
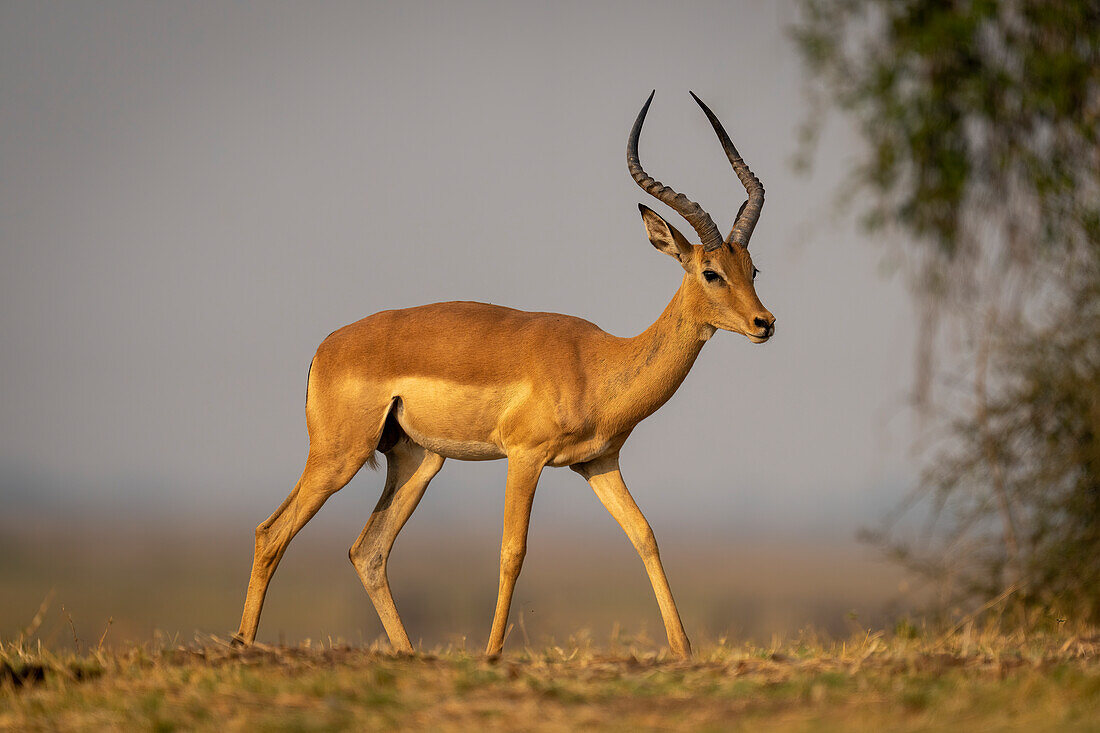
[628,91,775,343]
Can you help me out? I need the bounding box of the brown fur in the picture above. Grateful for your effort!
[233,188,774,661]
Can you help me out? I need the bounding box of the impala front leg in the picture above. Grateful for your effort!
[572,455,692,658]
[485,455,544,657]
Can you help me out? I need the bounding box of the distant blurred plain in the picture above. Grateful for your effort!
[1,515,910,651]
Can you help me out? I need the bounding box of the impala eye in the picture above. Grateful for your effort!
[703,270,722,283]
[752,267,760,280]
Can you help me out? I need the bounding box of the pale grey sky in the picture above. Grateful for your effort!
[0,1,917,539]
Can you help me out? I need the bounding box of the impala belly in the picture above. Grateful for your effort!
[390,377,520,461]
[544,436,619,467]
[396,418,504,460]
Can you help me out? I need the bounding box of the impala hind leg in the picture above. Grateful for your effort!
[350,441,444,653]
[572,455,692,658]
[485,456,544,657]
[233,447,369,646]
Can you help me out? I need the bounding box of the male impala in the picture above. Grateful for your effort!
[233,92,774,658]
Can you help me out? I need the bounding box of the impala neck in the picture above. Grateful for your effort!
[605,275,713,430]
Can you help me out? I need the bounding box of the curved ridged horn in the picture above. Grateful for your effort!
[689,91,764,248]
[628,91,724,252]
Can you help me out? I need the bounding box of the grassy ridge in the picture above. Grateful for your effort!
[3,628,1098,731]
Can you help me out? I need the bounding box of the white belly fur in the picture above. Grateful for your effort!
[396,413,506,460]
[390,377,508,460]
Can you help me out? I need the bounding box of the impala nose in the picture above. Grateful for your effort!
[754,316,775,337]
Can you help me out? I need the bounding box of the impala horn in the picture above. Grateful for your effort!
[627,91,725,252]
[689,91,764,248]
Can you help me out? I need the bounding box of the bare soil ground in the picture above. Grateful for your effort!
[3,628,1098,731]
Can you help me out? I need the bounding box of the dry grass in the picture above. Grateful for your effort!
[3,624,1098,731]
[3,521,1097,729]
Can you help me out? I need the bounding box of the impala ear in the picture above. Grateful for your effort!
[639,204,693,264]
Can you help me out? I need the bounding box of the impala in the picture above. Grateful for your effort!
[233,91,774,658]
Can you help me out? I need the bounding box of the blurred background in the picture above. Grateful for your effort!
[2,1,1095,649]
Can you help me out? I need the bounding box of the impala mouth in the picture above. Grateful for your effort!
[748,331,771,344]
